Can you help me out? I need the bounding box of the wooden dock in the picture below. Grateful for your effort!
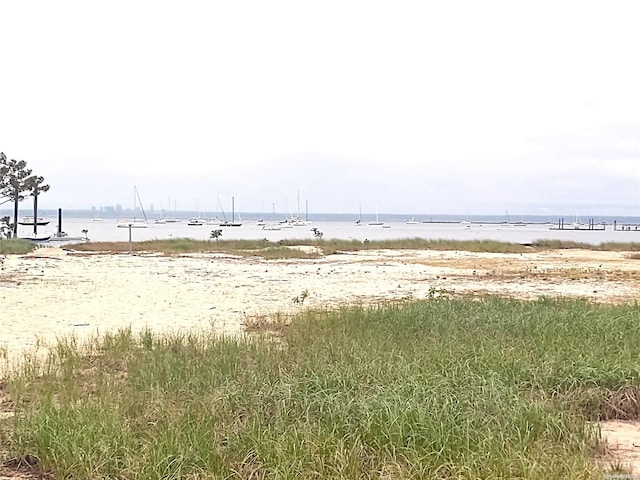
[548,219,606,231]
[613,221,640,232]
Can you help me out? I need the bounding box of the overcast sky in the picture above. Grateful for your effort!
[1,1,639,216]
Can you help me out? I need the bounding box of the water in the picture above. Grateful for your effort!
[19,217,640,246]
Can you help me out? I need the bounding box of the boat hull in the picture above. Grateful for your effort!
[21,234,52,242]
[117,223,148,228]
[18,219,50,226]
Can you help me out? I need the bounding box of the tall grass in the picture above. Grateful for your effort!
[0,239,37,255]
[2,298,638,478]
[69,237,529,257]
[67,237,640,258]
[532,239,640,251]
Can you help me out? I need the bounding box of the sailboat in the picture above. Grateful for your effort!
[281,191,310,226]
[163,200,181,223]
[219,196,242,227]
[570,213,584,229]
[117,186,149,228]
[20,193,52,241]
[368,205,384,226]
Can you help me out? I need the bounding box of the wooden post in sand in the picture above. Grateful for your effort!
[128,224,132,253]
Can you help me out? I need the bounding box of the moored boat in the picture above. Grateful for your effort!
[20,232,52,242]
[187,217,204,226]
[117,220,149,228]
[18,216,50,226]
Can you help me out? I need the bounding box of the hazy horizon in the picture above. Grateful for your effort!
[3,202,640,222]
[1,2,638,217]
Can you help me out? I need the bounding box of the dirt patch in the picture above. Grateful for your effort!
[0,457,51,480]
[599,421,640,475]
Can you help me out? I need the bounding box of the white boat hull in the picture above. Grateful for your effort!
[117,223,148,228]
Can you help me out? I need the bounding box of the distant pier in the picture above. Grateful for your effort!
[613,221,640,232]
[549,219,606,231]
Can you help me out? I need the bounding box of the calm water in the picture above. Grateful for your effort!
[21,216,640,246]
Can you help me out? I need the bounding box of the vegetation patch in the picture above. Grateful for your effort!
[67,237,532,257]
[532,239,640,251]
[1,297,638,478]
[0,239,37,255]
[62,237,640,259]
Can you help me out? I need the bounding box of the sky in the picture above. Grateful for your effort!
[1,1,639,217]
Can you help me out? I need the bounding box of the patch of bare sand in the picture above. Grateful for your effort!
[598,421,640,476]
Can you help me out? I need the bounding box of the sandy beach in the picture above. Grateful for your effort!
[2,246,640,365]
[2,245,640,474]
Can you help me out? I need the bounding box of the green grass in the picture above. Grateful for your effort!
[67,237,530,257]
[531,239,640,251]
[67,237,323,258]
[0,239,37,255]
[64,237,640,259]
[2,297,638,478]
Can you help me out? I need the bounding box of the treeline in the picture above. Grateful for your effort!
[0,152,49,239]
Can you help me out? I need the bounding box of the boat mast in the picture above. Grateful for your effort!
[217,196,228,221]
[135,186,148,222]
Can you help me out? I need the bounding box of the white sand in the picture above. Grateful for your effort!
[2,246,639,366]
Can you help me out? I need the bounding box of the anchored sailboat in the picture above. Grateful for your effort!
[117,186,149,228]
[368,205,384,226]
[219,196,242,227]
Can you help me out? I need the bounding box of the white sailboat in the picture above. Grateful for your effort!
[163,200,181,223]
[570,213,584,229]
[368,205,384,226]
[281,191,310,226]
[219,196,242,227]
[117,186,149,228]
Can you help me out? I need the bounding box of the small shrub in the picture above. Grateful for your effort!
[293,289,309,304]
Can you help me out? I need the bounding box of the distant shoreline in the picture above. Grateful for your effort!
[3,208,640,224]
